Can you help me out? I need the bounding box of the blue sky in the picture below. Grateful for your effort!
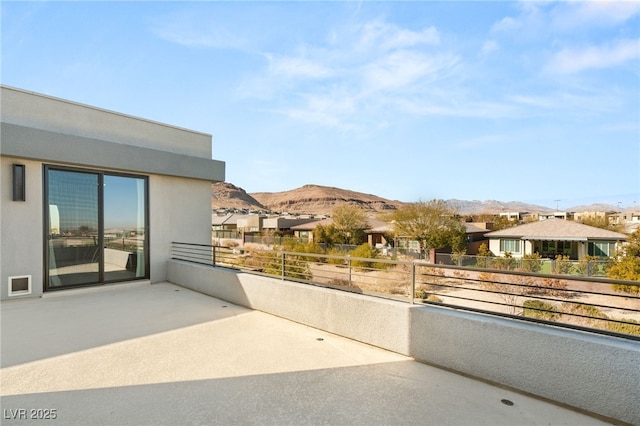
[2,1,639,209]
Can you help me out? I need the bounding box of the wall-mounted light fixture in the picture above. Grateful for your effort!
[12,164,25,201]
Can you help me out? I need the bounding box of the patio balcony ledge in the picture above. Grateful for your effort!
[167,259,639,425]
[0,264,636,425]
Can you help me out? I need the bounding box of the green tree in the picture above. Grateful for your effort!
[331,204,369,245]
[466,214,519,231]
[608,229,640,290]
[313,223,338,246]
[579,216,623,233]
[475,242,493,268]
[388,200,466,258]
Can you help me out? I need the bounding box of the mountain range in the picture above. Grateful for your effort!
[211,182,620,216]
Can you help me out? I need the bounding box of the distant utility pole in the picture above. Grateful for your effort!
[554,199,561,210]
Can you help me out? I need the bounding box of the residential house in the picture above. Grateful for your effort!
[262,216,319,235]
[1,86,225,299]
[464,222,491,254]
[539,211,575,221]
[484,218,627,260]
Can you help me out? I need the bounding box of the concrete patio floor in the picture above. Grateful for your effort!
[1,282,614,425]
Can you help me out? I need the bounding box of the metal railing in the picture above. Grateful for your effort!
[434,253,612,277]
[172,242,640,340]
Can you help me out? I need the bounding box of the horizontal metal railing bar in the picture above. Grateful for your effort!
[420,282,640,315]
[419,287,639,324]
[422,300,640,341]
[415,266,640,297]
[414,273,640,313]
[414,260,637,287]
[171,242,640,340]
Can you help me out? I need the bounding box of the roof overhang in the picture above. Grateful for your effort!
[1,123,225,182]
[521,237,588,241]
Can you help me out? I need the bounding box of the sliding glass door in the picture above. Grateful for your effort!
[45,166,148,290]
[46,169,100,288]
[103,175,146,281]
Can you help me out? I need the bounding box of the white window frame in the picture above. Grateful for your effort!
[499,238,521,253]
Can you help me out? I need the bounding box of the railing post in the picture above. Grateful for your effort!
[348,255,352,286]
[281,252,285,279]
[410,262,416,304]
[212,245,216,267]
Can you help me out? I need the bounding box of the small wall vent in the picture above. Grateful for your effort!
[8,275,31,296]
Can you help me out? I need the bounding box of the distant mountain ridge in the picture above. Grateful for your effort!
[211,182,619,215]
[211,182,265,210]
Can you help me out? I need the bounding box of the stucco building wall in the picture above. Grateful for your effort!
[0,86,224,299]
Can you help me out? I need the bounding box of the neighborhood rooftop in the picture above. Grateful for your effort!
[485,217,628,240]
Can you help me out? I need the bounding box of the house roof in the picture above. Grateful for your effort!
[464,223,488,234]
[211,213,255,226]
[290,218,333,231]
[484,218,627,241]
[290,217,393,233]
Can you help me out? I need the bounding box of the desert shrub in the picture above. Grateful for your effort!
[326,247,346,265]
[559,303,640,336]
[243,249,311,280]
[490,252,517,271]
[415,287,430,299]
[520,252,543,273]
[282,256,312,280]
[523,300,560,321]
[562,303,606,318]
[560,303,607,328]
[477,271,496,283]
[607,319,640,336]
[414,286,443,302]
[552,255,573,275]
[608,254,640,293]
[574,255,599,277]
[350,243,379,268]
[537,277,568,297]
[475,243,492,268]
[611,282,640,295]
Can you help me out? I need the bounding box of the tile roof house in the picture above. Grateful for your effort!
[484,218,628,259]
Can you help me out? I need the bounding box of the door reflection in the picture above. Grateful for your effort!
[103,175,146,281]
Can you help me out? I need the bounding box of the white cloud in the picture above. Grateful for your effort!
[491,16,522,33]
[551,1,640,30]
[491,1,639,37]
[265,54,333,79]
[355,20,440,53]
[545,38,640,74]
[380,26,440,50]
[362,51,459,92]
[151,13,247,50]
[481,40,499,55]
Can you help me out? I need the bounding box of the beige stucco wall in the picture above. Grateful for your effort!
[1,86,211,158]
[0,160,215,298]
[0,158,44,299]
[0,86,224,299]
[149,175,213,282]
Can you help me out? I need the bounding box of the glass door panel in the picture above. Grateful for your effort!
[104,175,146,281]
[47,169,100,288]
